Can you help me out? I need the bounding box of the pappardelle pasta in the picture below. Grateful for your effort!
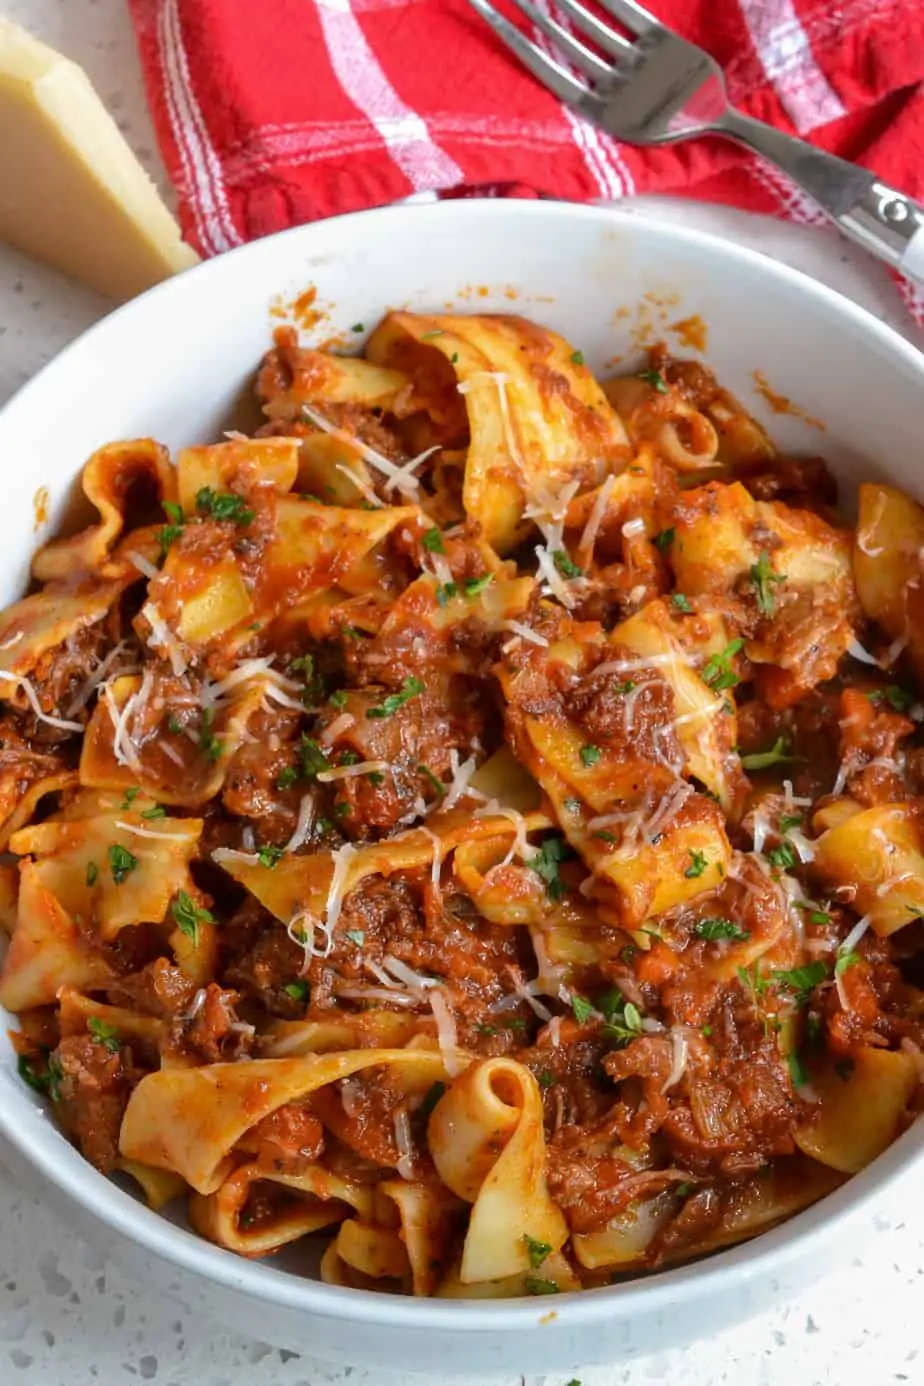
[3,308,923,1297]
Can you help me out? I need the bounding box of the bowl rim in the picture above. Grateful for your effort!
[2,195,924,1331]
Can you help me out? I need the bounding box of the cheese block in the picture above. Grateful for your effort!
[0,19,199,300]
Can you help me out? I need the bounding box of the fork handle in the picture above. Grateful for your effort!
[718,110,924,287]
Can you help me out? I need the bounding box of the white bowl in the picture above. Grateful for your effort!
[1,200,923,1377]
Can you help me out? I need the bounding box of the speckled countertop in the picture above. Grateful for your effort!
[3,3,924,1384]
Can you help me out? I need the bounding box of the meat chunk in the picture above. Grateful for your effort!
[53,1033,135,1173]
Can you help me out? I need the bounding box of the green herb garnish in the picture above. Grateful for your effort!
[702,638,745,692]
[552,549,583,579]
[750,550,786,617]
[685,849,708,879]
[195,486,254,526]
[580,744,602,768]
[108,843,138,885]
[638,368,668,394]
[366,677,425,719]
[522,1234,552,1268]
[571,995,595,1024]
[171,890,215,947]
[671,593,692,614]
[88,1017,121,1053]
[740,736,801,771]
[695,917,749,941]
[531,835,572,902]
[422,527,445,554]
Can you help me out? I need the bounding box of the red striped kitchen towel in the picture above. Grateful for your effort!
[129,0,924,310]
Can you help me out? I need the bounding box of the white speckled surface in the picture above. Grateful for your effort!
[3,3,924,1383]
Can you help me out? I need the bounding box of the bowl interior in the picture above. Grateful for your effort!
[2,199,924,1340]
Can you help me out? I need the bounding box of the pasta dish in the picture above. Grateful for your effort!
[2,309,922,1298]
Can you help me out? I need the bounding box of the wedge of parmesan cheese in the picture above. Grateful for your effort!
[0,19,198,300]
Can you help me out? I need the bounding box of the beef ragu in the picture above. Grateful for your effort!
[2,308,924,1297]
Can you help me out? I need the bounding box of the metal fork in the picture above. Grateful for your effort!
[465,0,924,286]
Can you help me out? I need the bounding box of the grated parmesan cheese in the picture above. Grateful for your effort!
[393,1106,415,1179]
[621,516,646,539]
[283,794,316,853]
[316,759,390,783]
[114,819,190,841]
[577,474,617,555]
[661,1027,690,1093]
[301,404,420,499]
[127,550,160,580]
[443,750,487,810]
[474,801,537,866]
[319,712,356,747]
[335,462,383,509]
[428,987,465,1076]
[324,840,358,938]
[502,620,549,648]
[847,637,879,667]
[0,670,85,733]
[65,640,137,717]
[141,602,188,677]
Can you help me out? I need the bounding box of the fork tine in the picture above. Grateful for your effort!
[506,0,611,79]
[596,0,664,38]
[465,0,592,103]
[551,0,635,59]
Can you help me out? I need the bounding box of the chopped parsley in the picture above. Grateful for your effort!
[695,917,749,941]
[299,735,330,780]
[537,1070,556,1088]
[531,835,572,902]
[158,500,185,557]
[171,890,215,947]
[464,574,494,598]
[579,744,602,768]
[141,804,166,820]
[258,844,285,869]
[772,961,827,1005]
[195,486,254,526]
[197,708,223,762]
[766,841,797,870]
[702,638,745,692]
[570,350,585,366]
[835,949,861,976]
[419,1081,446,1118]
[779,813,804,833]
[653,527,675,553]
[524,1276,560,1296]
[121,787,140,809]
[552,549,583,579]
[739,736,800,771]
[638,367,668,394]
[671,593,692,614]
[750,550,786,617]
[88,1017,121,1053]
[600,990,643,1047]
[869,685,915,713]
[797,901,831,926]
[167,714,183,735]
[435,581,458,606]
[422,526,445,553]
[787,1049,809,1089]
[18,1053,63,1102]
[284,980,309,1003]
[685,849,708,879]
[351,322,364,333]
[367,676,425,719]
[344,929,365,947]
[85,861,99,887]
[367,771,386,786]
[522,1234,552,1268]
[108,843,138,885]
[571,995,595,1024]
[594,830,616,844]
[420,329,444,340]
[329,690,348,709]
[418,764,446,795]
[563,797,582,813]
[277,766,299,791]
